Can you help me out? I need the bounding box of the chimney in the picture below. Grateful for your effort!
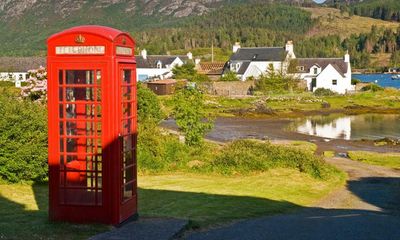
[141,49,147,59]
[233,42,241,53]
[187,52,193,60]
[344,50,350,63]
[285,40,294,54]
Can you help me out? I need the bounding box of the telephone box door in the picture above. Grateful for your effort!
[118,63,137,222]
[56,63,105,208]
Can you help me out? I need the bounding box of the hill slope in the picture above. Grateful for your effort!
[303,7,399,39]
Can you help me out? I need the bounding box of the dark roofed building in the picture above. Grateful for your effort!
[230,47,287,62]
[296,58,348,77]
[224,41,295,81]
[0,57,46,72]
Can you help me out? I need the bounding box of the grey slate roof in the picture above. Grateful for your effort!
[230,48,288,62]
[237,62,250,75]
[297,58,348,76]
[135,55,189,68]
[0,57,46,72]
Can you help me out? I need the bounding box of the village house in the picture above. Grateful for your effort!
[224,41,296,81]
[0,57,46,87]
[135,49,193,81]
[224,41,354,94]
[295,53,353,94]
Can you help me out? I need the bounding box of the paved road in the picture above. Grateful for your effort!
[186,157,400,240]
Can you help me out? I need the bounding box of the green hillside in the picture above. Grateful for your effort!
[0,4,315,56]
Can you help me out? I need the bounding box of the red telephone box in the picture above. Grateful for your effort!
[47,25,137,225]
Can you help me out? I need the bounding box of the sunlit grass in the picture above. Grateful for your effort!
[348,151,400,169]
[139,169,345,227]
[0,167,345,238]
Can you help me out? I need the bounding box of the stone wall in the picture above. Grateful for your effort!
[202,81,255,96]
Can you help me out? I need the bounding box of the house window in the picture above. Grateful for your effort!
[313,68,318,75]
[236,63,241,71]
[157,61,162,69]
[332,79,337,85]
[296,66,305,71]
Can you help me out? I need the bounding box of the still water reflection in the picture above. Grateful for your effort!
[291,114,400,140]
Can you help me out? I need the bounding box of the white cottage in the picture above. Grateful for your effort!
[135,49,192,81]
[0,57,46,87]
[224,41,354,94]
[224,42,295,81]
[295,53,353,94]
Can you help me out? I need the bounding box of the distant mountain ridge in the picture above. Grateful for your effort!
[0,0,316,21]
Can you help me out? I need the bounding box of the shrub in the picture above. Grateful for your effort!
[0,88,47,182]
[220,71,239,81]
[172,87,213,146]
[314,88,336,96]
[137,83,163,123]
[172,63,196,80]
[351,78,361,85]
[211,140,338,179]
[361,83,383,92]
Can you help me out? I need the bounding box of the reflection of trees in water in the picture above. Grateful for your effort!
[351,114,400,139]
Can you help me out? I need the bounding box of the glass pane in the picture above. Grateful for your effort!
[59,70,64,85]
[123,103,132,117]
[96,70,101,86]
[123,183,133,201]
[59,104,64,118]
[59,122,64,135]
[122,87,131,101]
[66,70,94,85]
[59,88,63,101]
[123,70,131,84]
[66,87,94,101]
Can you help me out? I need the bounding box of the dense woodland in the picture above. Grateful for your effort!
[332,0,400,22]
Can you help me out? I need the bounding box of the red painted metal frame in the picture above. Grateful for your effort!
[47,26,137,225]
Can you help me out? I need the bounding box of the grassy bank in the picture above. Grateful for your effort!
[139,169,345,228]
[0,169,345,239]
[196,89,400,118]
[348,151,400,169]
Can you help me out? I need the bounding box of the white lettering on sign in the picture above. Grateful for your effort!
[56,46,105,55]
[116,46,133,56]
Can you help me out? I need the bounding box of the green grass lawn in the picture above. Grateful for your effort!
[0,168,345,239]
[348,151,400,169]
[139,170,345,227]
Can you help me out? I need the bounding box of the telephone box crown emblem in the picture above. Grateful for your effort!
[75,34,85,44]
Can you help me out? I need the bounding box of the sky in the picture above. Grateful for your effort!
[313,0,327,3]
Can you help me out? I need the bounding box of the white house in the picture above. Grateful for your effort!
[224,41,295,81]
[294,52,353,94]
[135,50,193,81]
[0,57,46,87]
[224,41,354,94]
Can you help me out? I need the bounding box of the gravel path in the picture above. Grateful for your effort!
[185,157,400,240]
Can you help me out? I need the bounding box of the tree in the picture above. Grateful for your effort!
[172,87,213,146]
[137,83,163,123]
[172,63,196,80]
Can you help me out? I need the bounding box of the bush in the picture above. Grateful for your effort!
[220,71,239,81]
[211,140,338,179]
[0,88,47,182]
[137,83,163,122]
[351,78,361,85]
[0,81,14,87]
[314,88,336,96]
[172,87,213,146]
[361,83,383,92]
